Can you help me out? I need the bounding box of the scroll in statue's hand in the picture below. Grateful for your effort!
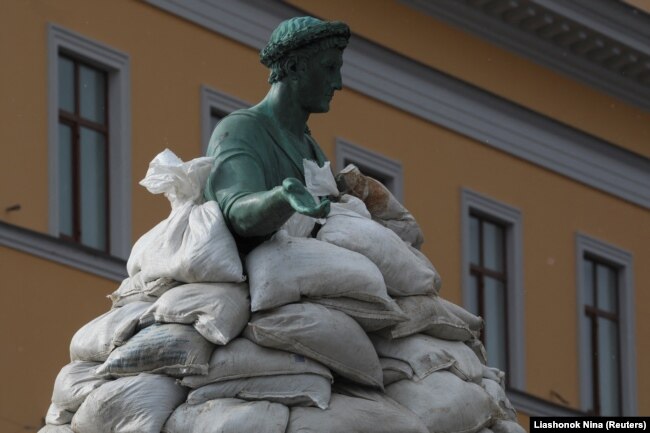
[282,177,330,218]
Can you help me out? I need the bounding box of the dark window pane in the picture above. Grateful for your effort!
[79,127,107,250]
[469,216,480,265]
[210,112,222,134]
[58,123,74,237]
[79,65,106,124]
[468,274,479,316]
[483,221,504,272]
[58,57,74,112]
[597,318,621,416]
[584,259,594,307]
[596,264,617,313]
[584,316,595,414]
[484,276,507,372]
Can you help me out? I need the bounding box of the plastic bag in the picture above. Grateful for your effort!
[127,149,244,284]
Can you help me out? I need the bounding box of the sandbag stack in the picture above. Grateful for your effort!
[39,152,525,433]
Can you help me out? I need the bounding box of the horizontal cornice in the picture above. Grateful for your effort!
[402,0,650,111]
[144,0,650,209]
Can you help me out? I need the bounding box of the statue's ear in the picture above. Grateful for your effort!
[293,56,309,80]
[284,55,301,81]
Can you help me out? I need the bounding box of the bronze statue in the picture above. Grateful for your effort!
[204,16,350,253]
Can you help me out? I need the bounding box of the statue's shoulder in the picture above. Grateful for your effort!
[208,108,273,156]
[216,108,268,133]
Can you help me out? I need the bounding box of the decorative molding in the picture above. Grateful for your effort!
[200,85,250,155]
[575,232,637,415]
[0,221,127,282]
[401,0,650,111]
[335,138,404,202]
[507,389,585,417]
[47,23,132,259]
[461,188,525,390]
[143,0,650,209]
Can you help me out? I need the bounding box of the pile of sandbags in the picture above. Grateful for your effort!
[39,151,524,433]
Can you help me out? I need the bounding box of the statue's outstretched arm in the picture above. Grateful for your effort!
[226,178,329,237]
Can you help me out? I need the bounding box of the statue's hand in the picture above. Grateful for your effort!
[281,178,330,218]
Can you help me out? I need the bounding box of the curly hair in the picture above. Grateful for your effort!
[267,35,348,84]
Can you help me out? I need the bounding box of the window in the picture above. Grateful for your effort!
[576,234,636,415]
[335,139,403,201]
[200,85,249,155]
[57,55,109,251]
[582,256,621,415]
[469,213,508,372]
[48,24,131,259]
[461,189,525,389]
[209,109,225,138]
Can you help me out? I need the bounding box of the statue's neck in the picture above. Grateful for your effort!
[256,83,309,139]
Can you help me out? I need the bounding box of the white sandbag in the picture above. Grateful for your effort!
[466,338,488,365]
[182,338,331,388]
[109,273,180,307]
[72,373,187,433]
[51,361,108,412]
[379,295,474,341]
[336,194,372,218]
[381,357,414,386]
[138,282,249,345]
[482,378,517,421]
[311,297,406,332]
[282,211,318,238]
[377,217,425,249]
[45,403,73,425]
[371,334,483,383]
[244,302,383,388]
[491,420,526,433]
[483,365,505,387]
[38,425,74,433]
[317,206,435,296]
[335,164,424,248]
[127,149,244,284]
[247,231,395,313]
[386,371,497,433]
[163,398,289,433]
[408,244,442,292]
[286,392,428,433]
[70,301,152,362]
[187,373,331,409]
[95,323,213,377]
[441,298,484,332]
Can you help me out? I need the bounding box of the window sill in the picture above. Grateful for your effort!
[507,389,586,417]
[0,220,127,282]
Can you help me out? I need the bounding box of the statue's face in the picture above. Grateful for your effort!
[297,47,343,113]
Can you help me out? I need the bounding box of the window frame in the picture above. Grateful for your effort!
[468,212,510,374]
[57,54,110,251]
[48,23,131,259]
[200,85,249,155]
[576,233,637,415]
[461,188,525,389]
[335,138,403,202]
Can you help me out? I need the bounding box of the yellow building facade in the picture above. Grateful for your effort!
[1,0,648,430]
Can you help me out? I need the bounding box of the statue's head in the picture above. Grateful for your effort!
[261,16,350,113]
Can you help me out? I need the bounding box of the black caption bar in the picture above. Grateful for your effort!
[531,417,648,433]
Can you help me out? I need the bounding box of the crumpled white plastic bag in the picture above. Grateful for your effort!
[127,149,244,284]
[139,149,214,209]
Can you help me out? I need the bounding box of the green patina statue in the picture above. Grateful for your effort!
[204,16,350,253]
